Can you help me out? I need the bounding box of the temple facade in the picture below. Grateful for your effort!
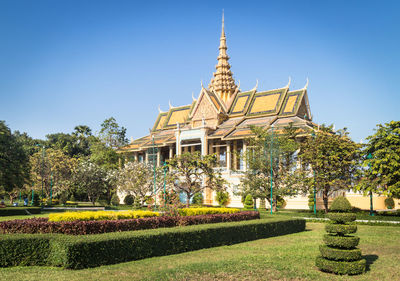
[117,15,320,208]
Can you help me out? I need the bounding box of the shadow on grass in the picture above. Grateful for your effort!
[363,254,378,272]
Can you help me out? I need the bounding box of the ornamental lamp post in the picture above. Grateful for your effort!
[311,131,317,216]
[366,153,374,216]
[270,124,274,214]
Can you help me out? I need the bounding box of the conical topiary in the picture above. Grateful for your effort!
[243,194,254,210]
[315,196,366,275]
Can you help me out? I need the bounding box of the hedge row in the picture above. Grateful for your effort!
[323,234,360,249]
[0,211,260,235]
[0,218,306,269]
[319,245,362,261]
[327,213,356,223]
[315,256,366,275]
[0,207,41,216]
[178,207,240,216]
[48,210,159,222]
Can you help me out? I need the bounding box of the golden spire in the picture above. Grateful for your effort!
[208,10,238,104]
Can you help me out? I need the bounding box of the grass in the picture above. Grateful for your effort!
[0,223,399,280]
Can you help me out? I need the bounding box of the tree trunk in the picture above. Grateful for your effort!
[323,188,329,213]
[186,192,191,208]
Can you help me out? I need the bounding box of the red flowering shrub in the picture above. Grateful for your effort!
[0,211,259,235]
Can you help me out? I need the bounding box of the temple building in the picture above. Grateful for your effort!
[117,14,322,208]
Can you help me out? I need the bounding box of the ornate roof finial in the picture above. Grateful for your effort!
[158,105,163,113]
[192,92,196,101]
[169,100,174,109]
[251,79,258,91]
[208,11,238,104]
[286,76,291,88]
[303,77,309,90]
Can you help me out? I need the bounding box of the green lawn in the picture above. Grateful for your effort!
[0,223,398,281]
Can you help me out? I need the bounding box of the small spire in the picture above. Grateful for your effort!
[221,9,225,37]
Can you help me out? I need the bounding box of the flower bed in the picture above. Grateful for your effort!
[48,210,159,222]
[0,211,260,235]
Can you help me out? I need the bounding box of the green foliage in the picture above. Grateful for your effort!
[243,194,254,210]
[123,194,134,206]
[133,197,142,209]
[323,234,360,249]
[0,218,305,269]
[241,124,302,211]
[276,195,286,209]
[308,191,315,209]
[31,192,40,206]
[111,194,120,206]
[330,196,352,212]
[319,245,362,261]
[384,197,395,209]
[299,125,361,212]
[191,192,203,205]
[98,117,128,149]
[315,256,366,275]
[0,207,41,216]
[327,213,356,224]
[357,121,400,198]
[215,191,230,207]
[325,223,357,235]
[167,152,226,207]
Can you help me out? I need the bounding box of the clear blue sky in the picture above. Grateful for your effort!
[1,0,399,143]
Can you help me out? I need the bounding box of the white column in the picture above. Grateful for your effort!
[157,148,161,167]
[243,141,247,171]
[169,146,173,159]
[145,151,149,164]
[227,141,231,172]
[134,153,138,162]
[233,140,238,170]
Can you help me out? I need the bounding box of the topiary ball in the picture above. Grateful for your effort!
[330,196,352,212]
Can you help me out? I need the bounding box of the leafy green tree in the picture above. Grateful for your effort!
[0,121,31,204]
[99,117,128,149]
[356,121,400,199]
[215,191,230,207]
[90,140,119,170]
[241,124,302,211]
[299,125,361,213]
[167,152,226,207]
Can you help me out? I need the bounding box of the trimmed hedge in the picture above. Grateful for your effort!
[0,207,41,216]
[48,210,159,222]
[325,223,357,235]
[0,218,306,269]
[315,256,366,275]
[0,211,260,235]
[319,245,362,261]
[323,234,360,249]
[177,207,240,216]
[329,196,352,212]
[327,213,356,223]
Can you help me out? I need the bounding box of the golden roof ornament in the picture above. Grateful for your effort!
[208,10,238,104]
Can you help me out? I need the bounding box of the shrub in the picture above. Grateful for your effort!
[111,194,120,206]
[308,191,315,210]
[319,245,362,261]
[133,197,141,209]
[0,211,260,235]
[124,194,134,206]
[243,194,254,210]
[0,207,41,216]
[191,193,203,205]
[315,256,366,275]
[325,223,357,235]
[330,196,352,212]
[276,196,286,209]
[31,192,40,207]
[323,234,360,249]
[384,197,395,209]
[0,217,305,269]
[48,210,159,222]
[327,213,356,224]
[59,192,68,205]
[215,191,230,207]
[178,207,240,216]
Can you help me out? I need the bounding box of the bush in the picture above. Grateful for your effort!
[308,191,315,210]
[323,234,360,249]
[319,245,362,261]
[111,194,120,206]
[124,195,134,206]
[0,217,305,269]
[243,194,254,210]
[0,211,260,235]
[59,192,68,205]
[276,196,286,209]
[178,207,240,216]
[31,192,40,207]
[330,196,352,212]
[327,213,356,224]
[215,191,230,207]
[192,193,203,205]
[325,223,357,235]
[48,210,159,222]
[384,197,395,209]
[0,207,41,216]
[315,256,366,275]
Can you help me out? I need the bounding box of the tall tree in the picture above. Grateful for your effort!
[356,121,400,198]
[299,125,361,212]
[0,121,31,204]
[167,152,225,207]
[240,124,302,211]
[99,117,128,149]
